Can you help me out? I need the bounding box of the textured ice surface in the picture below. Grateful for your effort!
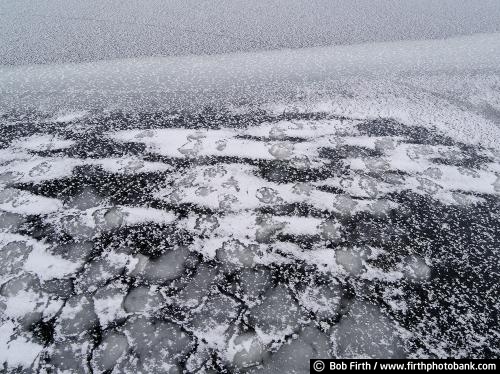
[248,285,305,337]
[1,34,500,372]
[252,325,331,373]
[91,332,129,372]
[2,0,500,65]
[333,300,405,359]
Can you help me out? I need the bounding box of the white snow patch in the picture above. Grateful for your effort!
[0,320,42,368]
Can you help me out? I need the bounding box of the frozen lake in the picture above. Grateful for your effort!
[1,0,500,65]
[1,30,499,372]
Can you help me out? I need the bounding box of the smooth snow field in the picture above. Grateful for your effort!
[1,33,500,372]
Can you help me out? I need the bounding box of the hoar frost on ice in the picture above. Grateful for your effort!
[1,34,500,372]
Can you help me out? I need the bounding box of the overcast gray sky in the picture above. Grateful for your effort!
[1,0,500,66]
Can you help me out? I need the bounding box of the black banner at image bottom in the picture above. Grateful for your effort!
[310,359,497,372]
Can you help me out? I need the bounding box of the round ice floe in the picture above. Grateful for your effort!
[0,188,61,215]
[217,240,258,272]
[24,243,86,282]
[297,282,342,320]
[335,248,367,276]
[451,192,480,206]
[129,247,189,282]
[0,188,21,204]
[204,165,227,179]
[256,325,331,373]
[56,294,98,338]
[0,283,45,328]
[333,300,405,359]
[167,190,185,204]
[332,195,358,215]
[50,241,93,263]
[255,216,286,244]
[375,138,396,152]
[184,253,201,270]
[123,286,163,314]
[135,129,154,139]
[28,161,51,177]
[93,207,126,231]
[239,268,273,303]
[422,167,443,180]
[364,157,390,174]
[359,176,379,198]
[126,254,150,275]
[256,187,283,204]
[407,145,433,161]
[0,241,32,277]
[75,253,129,293]
[0,273,40,297]
[219,193,239,211]
[319,220,342,243]
[0,211,25,231]
[92,332,129,372]
[120,159,145,173]
[222,176,240,191]
[216,139,227,151]
[268,142,294,160]
[291,155,312,170]
[111,354,141,374]
[0,171,20,184]
[67,188,103,210]
[141,359,182,374]
[184,344,214,373]
[226,331,267,369]
[416,176,442,195]
[248,285,304,335]
[340,177,354,189]
[383,172,405,186]
[49,337,92,373]
[457,166,480,178]
[188,131,207,141]
[42,278,74,298]
[196,186,214,197]
[369,199,391,217]
[122,316,192,369]
[292,182,313,196]
[173,265,219,309]
[269,126,287,140]
[93,283,127,328]
[60,214,96,241]
[402,255,431,282]
[178,138,203,157]
[194,215,220,235]
[189,294,240,333]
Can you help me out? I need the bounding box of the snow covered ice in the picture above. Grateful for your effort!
[1,16,500,373]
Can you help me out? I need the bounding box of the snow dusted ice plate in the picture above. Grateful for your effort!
[1,34,500,372]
